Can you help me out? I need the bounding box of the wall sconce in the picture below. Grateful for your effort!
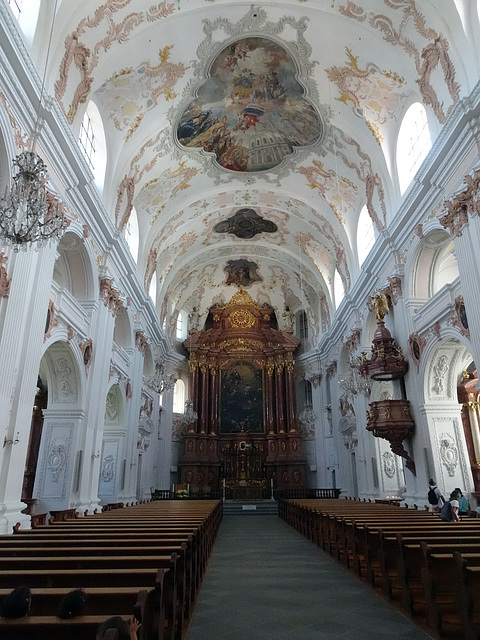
[4,433,20,447]
[91,451,100,459]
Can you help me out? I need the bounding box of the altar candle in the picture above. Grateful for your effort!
[271,478,273,488]
[172,483,175,494]
[223,478,226,488]
[187,484,190,493]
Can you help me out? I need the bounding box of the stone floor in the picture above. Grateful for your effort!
[185,513,435,640]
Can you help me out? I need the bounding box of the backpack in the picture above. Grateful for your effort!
[440,500,452,521]
[428,487,438,505]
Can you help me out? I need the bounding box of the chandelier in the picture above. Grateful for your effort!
[0,152,68,250]
[0,0,68,251]
[338,354,371,398]
[144,359,177,395]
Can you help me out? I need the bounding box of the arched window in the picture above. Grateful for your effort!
[149,277,157,305]
[173,379,185,414]
[176,310,188,341]
[7,0,40,41]
[124,206,139,263]
[397,102,431,194]
[78,101,107,190]
[357,205,376,267]
[298,310,308,340]
[333,269,345,309]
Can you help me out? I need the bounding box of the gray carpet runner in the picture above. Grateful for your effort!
[185,512,434,640]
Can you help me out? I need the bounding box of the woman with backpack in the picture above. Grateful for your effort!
[441,489,462,522]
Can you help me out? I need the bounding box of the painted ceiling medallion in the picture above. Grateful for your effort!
[224,259,262,288]
[214,208,277,239]
[177,36,322,172]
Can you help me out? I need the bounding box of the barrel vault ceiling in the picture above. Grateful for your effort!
[38,0,476,342]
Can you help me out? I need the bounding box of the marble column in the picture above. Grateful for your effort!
[275,362,286,434]
[0,245,57,533]
[266,364,275,434]
[209,367,217,435]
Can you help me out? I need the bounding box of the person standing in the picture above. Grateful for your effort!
[428,478,445,511]
[455,488,469,516]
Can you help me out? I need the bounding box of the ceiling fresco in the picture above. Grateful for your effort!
[34,0,472,345]
[213,209,278,239]
[176,37,322,172]
[224,259,263,288]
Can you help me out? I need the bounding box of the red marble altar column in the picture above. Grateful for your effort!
[266,363,275,434]
[285,359,297,432]
[199,363,208,434]
[209,367,218,434]
[275,362,286,433]
[189,360,199,433]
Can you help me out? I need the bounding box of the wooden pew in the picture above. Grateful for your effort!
[0,587,147,640]
[454,550,480,640]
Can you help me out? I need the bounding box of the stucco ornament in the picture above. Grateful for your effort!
[101,454,115,483]
[48,442,67,482]
[440,433,458,477]
[54,357,73,396]
[432,355,449,395]
[382,451,396,479]
[105,389,119,421]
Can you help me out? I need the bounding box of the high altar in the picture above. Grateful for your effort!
[179,291,308,496]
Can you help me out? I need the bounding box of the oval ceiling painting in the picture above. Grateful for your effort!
[177,37,322,172]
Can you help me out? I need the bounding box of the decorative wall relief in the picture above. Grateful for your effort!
[177,35,322,172]
[48,442,67,482]
[440,433,458,477]
[55,2,177,122]
[101,454,115,483]
[214,208,277,239]
[44,300,59,341]
[382,451,396,479]
[100,278,125,315]
[432,355,449,395]
[452,295,469,337]
[327,48,407,144]
[96,46,187,141]
[35,422,75,502]
[135,331,150,354]
[0,252,10,298]
[80,339,93,375]
[105,387,120,422]
[340,1,459,124]
[54,357,73,397]
[224,259,262,288]
[409,332,426,369]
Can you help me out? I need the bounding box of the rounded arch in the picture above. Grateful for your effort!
[104,383,124,427]
[357,204,376,267]
[53,228,98,302]
[407,226,459,301]
[143,347,154,377]
[77,100,107,191]
[113,306,134,350]
[396,101,432,195]
[421,335,473,405]
[40,339,84,409]
[173,378,185,413]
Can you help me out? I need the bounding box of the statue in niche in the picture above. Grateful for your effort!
[224,258,262,288]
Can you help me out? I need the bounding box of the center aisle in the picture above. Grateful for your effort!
[185,512,435,640]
